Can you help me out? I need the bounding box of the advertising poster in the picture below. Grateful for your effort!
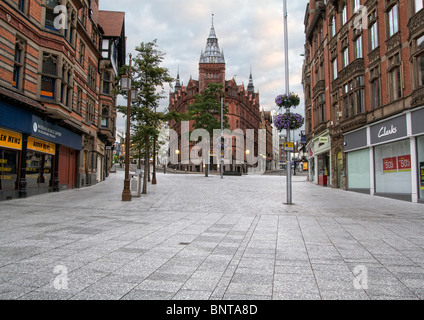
[383,157,398,173]
[397,155,412,172]
[421,162,424,190]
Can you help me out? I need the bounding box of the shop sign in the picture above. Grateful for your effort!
[370,115,407,145]
[0,128,22,151]
[32,115,82,151]
[344,128,367,152]
[420,162,424,190]
[27,137,56,155]
[319,137,329,144]
[383,157,398,173]
[411,108,424,135]
[397,155,411,172]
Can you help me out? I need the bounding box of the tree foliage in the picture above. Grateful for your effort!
[117,40,175,194]
[187,83,230,177]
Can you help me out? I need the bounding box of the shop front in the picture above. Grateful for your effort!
[344,128,371,194]
[344,108,424,203]
[307,130,332,186]
[412,107,424,202]
[0,127,22,200]
[0,101,82,200]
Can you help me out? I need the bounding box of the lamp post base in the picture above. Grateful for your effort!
[122,179,132,201]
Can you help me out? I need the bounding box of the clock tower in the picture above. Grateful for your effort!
[198,15,226,92]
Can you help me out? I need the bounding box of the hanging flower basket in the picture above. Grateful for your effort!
[274,112,304,131]
[275,93,300,109]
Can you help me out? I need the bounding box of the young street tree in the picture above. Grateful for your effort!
[118,40,174,194]
[187,83,229,177]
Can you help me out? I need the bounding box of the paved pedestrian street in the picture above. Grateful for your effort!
[1,169,424,300]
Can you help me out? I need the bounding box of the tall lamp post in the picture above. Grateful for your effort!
[121,54,133,202]
[283,0,292,205]
[220,97,224,180]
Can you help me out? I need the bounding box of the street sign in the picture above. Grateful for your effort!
[284,142,294,151]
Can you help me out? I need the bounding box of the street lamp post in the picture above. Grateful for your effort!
[283,0,293,205]
[122,54,132,202]
[221,97,224,180]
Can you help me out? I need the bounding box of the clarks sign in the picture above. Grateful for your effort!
[370,115,407,145]
[378,125,398,139]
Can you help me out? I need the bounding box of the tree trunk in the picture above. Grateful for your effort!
[147,158,150,182]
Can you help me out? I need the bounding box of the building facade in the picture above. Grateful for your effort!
[0,0,125,200]
[168,19,262,174]
[303,0,424,203]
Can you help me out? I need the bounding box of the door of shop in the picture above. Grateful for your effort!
[337,151,343,188]
[59,146,76,189]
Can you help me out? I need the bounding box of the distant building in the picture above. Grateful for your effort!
[168,18,262,174]
[0,0,126,200]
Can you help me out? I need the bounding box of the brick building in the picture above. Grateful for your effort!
[168,19,262,174]
[0,0,126,200]
[303,0,424,203]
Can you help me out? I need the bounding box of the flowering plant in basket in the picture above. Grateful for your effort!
[275,93,300,109]
[274,112,304,131]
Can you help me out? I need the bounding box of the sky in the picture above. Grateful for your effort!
[99,0,309,134]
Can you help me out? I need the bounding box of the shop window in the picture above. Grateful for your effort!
[417,136,424,200]
[41,53,58,99]
[347,149,371,190]
[25,151,52,190]
[374,139,412,195]
[0,149,19,192]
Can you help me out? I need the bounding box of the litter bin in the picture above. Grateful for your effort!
[130,170,142,197]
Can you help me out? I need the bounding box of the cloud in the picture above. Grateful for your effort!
[99,0,309,133]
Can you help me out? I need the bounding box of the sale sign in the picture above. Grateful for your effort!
[398,155,411,172]
[383,157,398,173]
